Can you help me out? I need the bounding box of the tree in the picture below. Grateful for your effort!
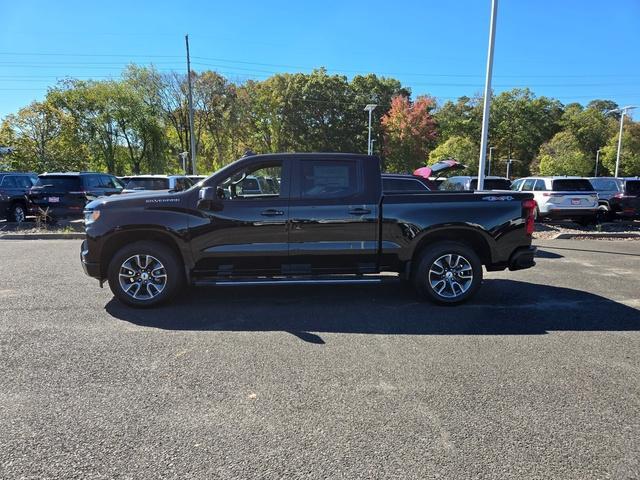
[559,104,614,158]
[600,121,640,177]
[434,96,482,144]
[381,95,437,172]
[537,131,592,176]
[428,136,478,174]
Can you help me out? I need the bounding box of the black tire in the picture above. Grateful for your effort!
[576,216,597,227]
[107,241,184,308]
[412,241,483,305]
[9,203,26,223]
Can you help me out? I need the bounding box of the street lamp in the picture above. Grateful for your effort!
[364,104,377,155]
[595,149,601,177]
[477,0,499,190]
[607,105,637,177]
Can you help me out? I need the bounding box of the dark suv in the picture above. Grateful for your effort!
[589,177,640,219]
[0,172,38,222]
[28,172,123,219]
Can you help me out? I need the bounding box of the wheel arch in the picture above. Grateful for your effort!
[100,229,192,282]
[410,226,493,270]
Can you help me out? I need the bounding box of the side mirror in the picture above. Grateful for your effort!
[198,186,223,211]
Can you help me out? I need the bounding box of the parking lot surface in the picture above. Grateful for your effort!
[1,239,639,479]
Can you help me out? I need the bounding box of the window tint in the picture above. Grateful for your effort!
[1,176,18,187]
[551,179,594,191]
[590,178,619,191]
[533,180,547,191]
[218,163,282,200]
[125,178,170,190]
[625,180,640,196]
[83,175,103,188]
[17,176,34,188]
[383,178,429,192]
[511,179,523,191]
[522,179,536,191]
[101,175,121,189]
[36,176,81,190]
[300,160,358,199]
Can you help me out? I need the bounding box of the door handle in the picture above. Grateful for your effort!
[261,209,284,216]
[348,207,371,215]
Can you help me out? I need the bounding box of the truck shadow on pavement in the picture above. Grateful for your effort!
[105,279,640,344]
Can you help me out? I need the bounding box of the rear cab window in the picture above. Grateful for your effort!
[551,179,594,192]
[298,160,359,199]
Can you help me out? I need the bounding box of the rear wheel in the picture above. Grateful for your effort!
[413,242,483,305]
[9,203,26,223]
[107,241,184,308]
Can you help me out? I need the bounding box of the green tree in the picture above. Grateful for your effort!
[600,121,640,176]
[428,136,478,174]
[538,131,592,176]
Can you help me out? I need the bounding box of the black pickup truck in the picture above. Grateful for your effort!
[81,153,537,307]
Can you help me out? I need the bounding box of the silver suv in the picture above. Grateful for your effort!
[511,176,598,224]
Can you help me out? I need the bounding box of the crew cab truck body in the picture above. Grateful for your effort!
[81,153,537,307]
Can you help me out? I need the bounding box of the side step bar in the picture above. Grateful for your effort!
[193,274,400,287]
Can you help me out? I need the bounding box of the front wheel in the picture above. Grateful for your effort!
[9,203,26,223]
[107,241,184,308]
[413,242,483,305]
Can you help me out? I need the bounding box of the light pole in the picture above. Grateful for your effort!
[488,146,495,176]
[607,105,637,177]
[477,0,498,190]
[595,149,601,177]
[364,104,377,155]
[371,139,376,154]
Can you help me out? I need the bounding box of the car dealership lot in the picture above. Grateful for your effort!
[1,239,639,479]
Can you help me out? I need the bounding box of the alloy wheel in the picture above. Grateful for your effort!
[118,254,167,300]
[428,253,474,299]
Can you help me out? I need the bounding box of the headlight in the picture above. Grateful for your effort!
[84,210,101,225]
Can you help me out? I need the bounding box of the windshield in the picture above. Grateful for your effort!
[125,178,169,190]
[551,179,594,192]
[35,176,80,190]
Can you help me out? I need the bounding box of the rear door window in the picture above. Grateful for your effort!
[299,160,359,199]
[625,181,640,196]
[522,179,536,191]
[533,180,547,191]
[1,176,18,188]
[551,179,594,192]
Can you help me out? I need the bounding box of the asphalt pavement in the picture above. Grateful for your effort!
[1,239,639,479]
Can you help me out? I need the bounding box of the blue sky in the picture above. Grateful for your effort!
[1,0,639,119]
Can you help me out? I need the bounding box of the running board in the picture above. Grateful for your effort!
[192,275,399,287]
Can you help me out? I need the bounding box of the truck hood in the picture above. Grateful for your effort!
[85,190,187,210]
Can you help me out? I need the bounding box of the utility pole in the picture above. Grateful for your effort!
[364,104,377,155]
[488,146,495,176]
[185,34,197,175]
[477,0,498,190]
[595,149,601,177]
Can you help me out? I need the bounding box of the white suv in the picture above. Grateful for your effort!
[511,177,598,224]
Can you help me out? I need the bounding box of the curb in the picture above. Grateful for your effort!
[554,232,640,240]
[0,233,85,240]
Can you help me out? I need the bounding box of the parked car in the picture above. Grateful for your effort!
[413,158,466,189]
[0,172,38,222]
[81,152,537,308]
[28,172,123,219]
[588,177,640,219]
[511,176,598,224]
[123,175,193,193]
[439,176,512,191]
[382,174,431,193]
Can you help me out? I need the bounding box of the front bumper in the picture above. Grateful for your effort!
[80,239,101,279]
[508,246,537,271]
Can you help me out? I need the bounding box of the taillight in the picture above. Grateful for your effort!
[522,199,536,235]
